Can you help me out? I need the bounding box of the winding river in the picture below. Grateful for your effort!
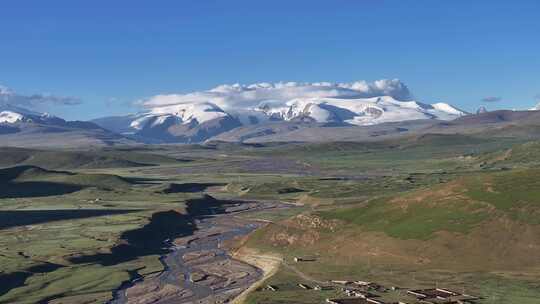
[110,197,285,304]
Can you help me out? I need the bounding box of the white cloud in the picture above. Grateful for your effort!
[141,79,413,111]
[532,94,540,110]
[0,85,81,109]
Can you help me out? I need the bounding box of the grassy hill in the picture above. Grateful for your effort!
[322,167,540,235]
[0,165,132,198]
[239,134,521,174]
[239,140,540,303]
[476,140,540,169]
[0,147,182,169]
[245,167,540,264]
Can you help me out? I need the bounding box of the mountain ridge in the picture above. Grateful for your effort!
[4,79,540,146]
[92,95,466,143]
[0,105,136,148]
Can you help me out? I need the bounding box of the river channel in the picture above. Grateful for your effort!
[110,197,285,304]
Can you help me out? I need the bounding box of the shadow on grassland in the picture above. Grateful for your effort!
[0,196,243,300]
[0,209,138,299]
[0,263,64,297]
[69,210,197,266]
[0,209,138,230]
[158,182,227,193]
[69,195,241,266]
[0,182,83,199]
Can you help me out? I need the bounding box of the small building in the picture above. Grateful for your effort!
[418,299,477,304]
[298,283,311,290]
[352,281,384,291]
[294,256,316,262]
[407,288,479,304]
[407,288,459,300]
[326,297,385,304]
[344,289,379,298]
[314,285,334,291]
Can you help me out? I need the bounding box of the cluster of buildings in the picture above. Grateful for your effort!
[406,288,479,304]
[325,280,479,304]
[261,262,480,304]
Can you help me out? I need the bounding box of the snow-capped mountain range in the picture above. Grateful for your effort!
[0,104,134,148]
[5,79,540,145]
[0,104,66,125]
[92,80,469,143]
[0,103,111,133]
[0,79,487,144]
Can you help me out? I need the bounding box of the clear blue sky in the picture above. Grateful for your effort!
[1,0,539,120]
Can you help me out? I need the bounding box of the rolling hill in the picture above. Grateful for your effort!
[244,167,540,274]
[0,165,132,198]
[0,146,182,169]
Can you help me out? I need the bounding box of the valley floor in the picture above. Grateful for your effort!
[2,138,540,303]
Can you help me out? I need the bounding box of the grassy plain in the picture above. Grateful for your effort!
[1,137,540,303]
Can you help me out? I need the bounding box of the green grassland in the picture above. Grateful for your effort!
[319,198,489,240]
[317,168,540,239]
[238,138,540,304]
[244,266,343,304]
[0,170,178,303]
[0,146,183,170]
[1,137,540,303]
[0,210,164,303]
[239,134,523,173]
[0,152,221,303]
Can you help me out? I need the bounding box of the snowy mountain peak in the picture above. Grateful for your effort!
[0,106,65,125]
[0,111,26,123]
[431,102,466,116]
[130,102,229,130]
[249,96,466,126]
[151,102,228,124]
[93,79,469,143]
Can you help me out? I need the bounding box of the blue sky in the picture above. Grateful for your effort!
[1,0,539,120]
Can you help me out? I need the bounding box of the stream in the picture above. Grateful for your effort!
[109,198,286,304]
